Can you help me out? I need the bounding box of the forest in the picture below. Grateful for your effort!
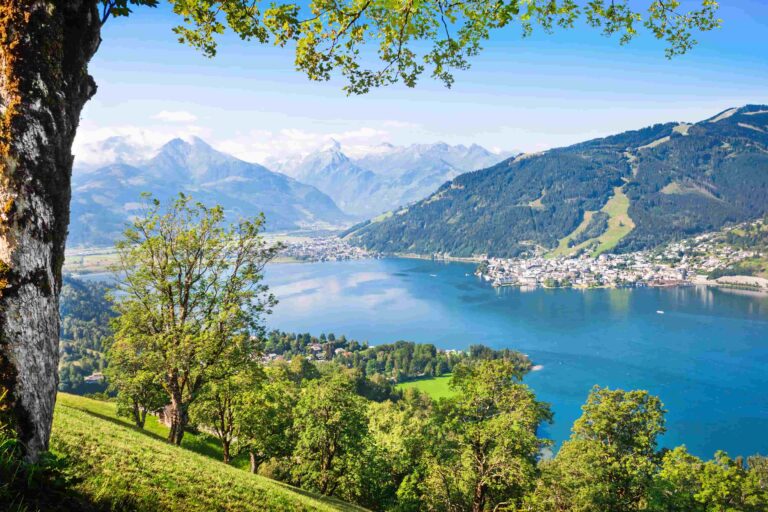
[58,277,114,394]
[264,331,530,382]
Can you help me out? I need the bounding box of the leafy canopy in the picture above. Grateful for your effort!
[108,193,280,443]
[423,359,552,511]
[529,386,667,512]
[101,0,721,94]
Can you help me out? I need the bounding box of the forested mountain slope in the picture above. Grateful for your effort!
[347,106,768,257]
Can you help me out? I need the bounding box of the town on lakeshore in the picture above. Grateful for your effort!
[279,236,380,262]
[62,220,768,295]
[477,220,767,292]
[278,219,768,293]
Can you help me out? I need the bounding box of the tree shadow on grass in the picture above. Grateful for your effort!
[1,439,140,512]
[268,480,367,511]
[60,405,168,444]
[63,403,226,463]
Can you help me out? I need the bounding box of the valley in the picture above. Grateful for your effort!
[70,137,511,248]
[268,141,513,219]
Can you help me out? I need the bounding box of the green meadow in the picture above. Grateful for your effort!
[50,394,365,512]
[396,375,456,399]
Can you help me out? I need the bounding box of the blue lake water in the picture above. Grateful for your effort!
[265,258,768,458]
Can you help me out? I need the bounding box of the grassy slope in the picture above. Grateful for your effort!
[591,186,635,255]
[549,186,635,258]
[396,375,456,399]
[549,211,596,257]
[51,394,364,512]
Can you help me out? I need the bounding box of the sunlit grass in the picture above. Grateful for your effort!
[549,186,635,258]
[396,375,456,399]
[51,393,365,512]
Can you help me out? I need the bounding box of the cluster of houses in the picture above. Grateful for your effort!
[260,342,356,364]
[478,253,689,289]
[281,237,379,262]
[478,220,766,290]
[658,231,761,275]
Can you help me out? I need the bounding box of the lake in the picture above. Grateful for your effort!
[265,257,768,458]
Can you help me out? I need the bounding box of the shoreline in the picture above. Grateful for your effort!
[390,252,485,264]
[483,274,768,295]
[63,251,768,295]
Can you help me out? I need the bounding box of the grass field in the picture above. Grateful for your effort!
[549,186,635,258]
[549,211,596,257]
[396,375,456,399]
[590,186,635,255]
[50,394,364,512]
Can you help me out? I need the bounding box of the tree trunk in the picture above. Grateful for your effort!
[249,449,259,474]
[0,1,100,462]
[131,400,146,429]
[167,392,187,445]
[222,438,230,464]
[132,400,141,428]
[472,480,486,512]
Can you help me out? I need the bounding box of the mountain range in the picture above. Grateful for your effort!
[346,105,768,258]
[70,137,509,247]
[266,141,513,218]
[70,138,351,247]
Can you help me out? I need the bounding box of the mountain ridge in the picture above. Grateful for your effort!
[69,137,352,247]
[269,141,514,218]
[346,105,768,258]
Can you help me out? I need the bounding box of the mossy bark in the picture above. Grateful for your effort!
[0,1,100,461]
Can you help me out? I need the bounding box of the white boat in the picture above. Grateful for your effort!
[656,310,665,314]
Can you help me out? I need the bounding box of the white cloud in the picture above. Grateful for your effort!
[73,116,519,174]
[72,120,210,171]
[213,126,395,165]
[152,110,198,123]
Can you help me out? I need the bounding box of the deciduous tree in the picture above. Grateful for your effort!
[104,334,166,429]
[423,359,552,512]
[188,355,261,463]
[529,386,666,512]
[110,194,278,445]
[235,367,299,473]
[291,369,368,497]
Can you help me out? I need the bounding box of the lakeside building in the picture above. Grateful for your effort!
[476,229,764,291]
[281,237,379,262]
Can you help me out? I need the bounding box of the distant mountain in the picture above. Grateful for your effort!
[346,105,768,258]
[70,137,351,247]
[270,141,514,218]
[273,141,380,217]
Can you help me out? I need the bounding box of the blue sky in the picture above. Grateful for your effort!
[75,0,768,166]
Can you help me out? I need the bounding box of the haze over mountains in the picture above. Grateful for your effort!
[71,136,510,247]
[70,137,351,247]
[347,105,768,258]
[267,141,514,218]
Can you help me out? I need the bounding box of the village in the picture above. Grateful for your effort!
[278,222,767,291]
[280,236,380,262]
[476,221,766,291]
[477,253,690,289]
